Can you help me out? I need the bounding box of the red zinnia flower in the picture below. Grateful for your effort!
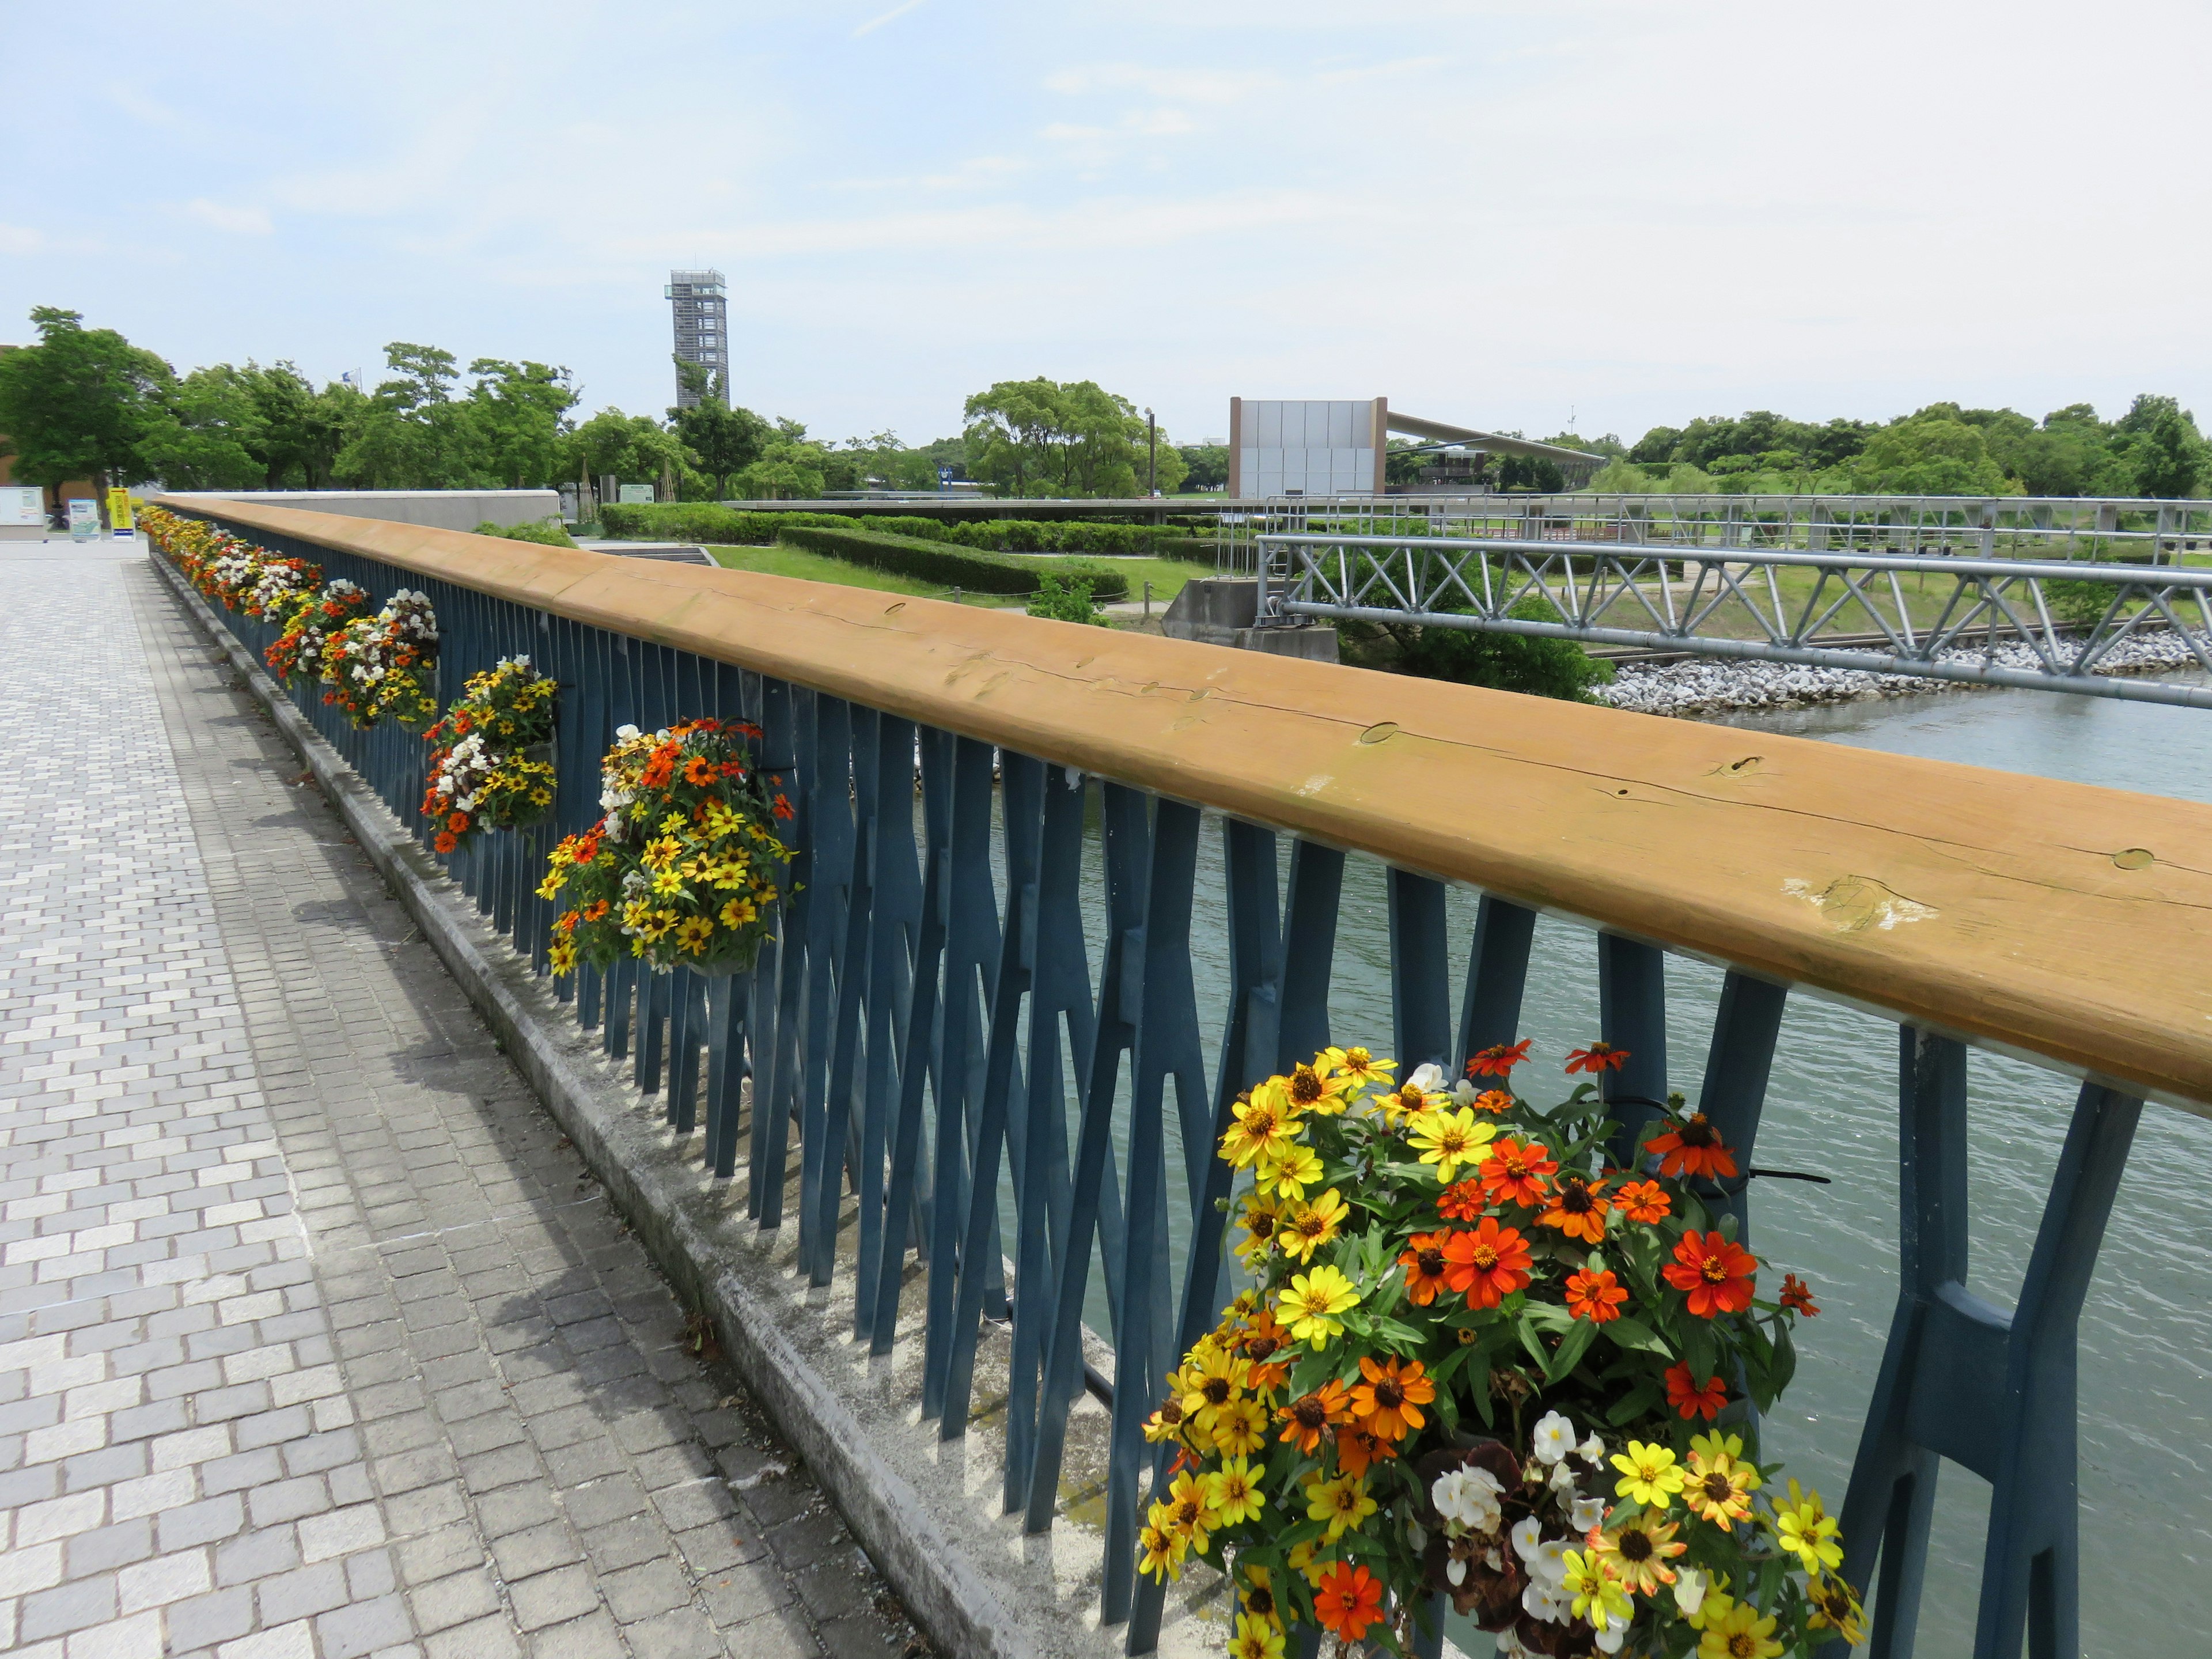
[1563,1267,1628,1324]
[1435,1180,1486,1222]
[1466,1039,1532,1078]
[433,831,458,854]
[1645,1113,1739,1181]
[1397,1232,1452,1305]
[1664,1230,1758,1318]
[1779,1274,1820,1317]
[1614,1179,1672,1224]
[1442,1218,1533,1309]
[448,812,469,833]
[1313,1564,1384,1642]
[1565,1041,1631,1074]
[772,793,795,820]
[1665,1362,1729,1421]
[1478,1137,1557,1209]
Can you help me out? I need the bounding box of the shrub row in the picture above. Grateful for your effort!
[599,501,1211,560]
[775,524,1129,601]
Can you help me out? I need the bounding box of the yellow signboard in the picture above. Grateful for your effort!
[107,488,135,537]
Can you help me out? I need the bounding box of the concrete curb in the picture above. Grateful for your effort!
[153,556,1029,1659]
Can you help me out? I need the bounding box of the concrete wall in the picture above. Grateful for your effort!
[172,490,561,533]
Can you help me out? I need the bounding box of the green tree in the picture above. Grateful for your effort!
[135,363,267,488]
[1177,442,1228,491]
[468,359,577,488]
[668,363,770,498]
[2115,393,2204,498]
[0,306,170,493]
[1844,412,2017,495]
[962,377,1175,497]
[1393,596,1611,700]
[334,342,476,488]
[738,419,830,499]
[562,407,692,491]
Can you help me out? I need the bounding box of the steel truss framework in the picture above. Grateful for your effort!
[1263,533,2212,709]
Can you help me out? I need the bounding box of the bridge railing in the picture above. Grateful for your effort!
[160,499,2212,1659]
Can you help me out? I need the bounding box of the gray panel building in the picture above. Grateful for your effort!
[665,270,729,407]
[1228,397,1603,495]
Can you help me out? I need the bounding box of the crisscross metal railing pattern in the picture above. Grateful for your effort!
[1264,533,2212,707]
[160,501,2210,1659]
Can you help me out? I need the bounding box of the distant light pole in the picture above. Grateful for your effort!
[1145,408,1157,498]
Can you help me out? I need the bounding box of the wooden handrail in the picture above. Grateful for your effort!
[171,497,2212,1113]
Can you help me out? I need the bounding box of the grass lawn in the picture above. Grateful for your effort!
[702,541,1206,610]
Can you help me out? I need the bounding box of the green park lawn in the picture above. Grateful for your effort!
[704,541,1199,610]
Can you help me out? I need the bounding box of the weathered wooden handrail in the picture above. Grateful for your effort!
[181,496,2212,1115]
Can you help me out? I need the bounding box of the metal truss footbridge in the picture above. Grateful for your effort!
[1257,531,2212,709]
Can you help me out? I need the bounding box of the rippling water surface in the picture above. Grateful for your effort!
[1038,681,2210,1657]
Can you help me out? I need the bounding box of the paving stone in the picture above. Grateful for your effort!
[0,555,930,1659]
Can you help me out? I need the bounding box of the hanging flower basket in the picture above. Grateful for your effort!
[266,579,370,688]
[319,589,440,730]
[1141,1043,1861,1659]
[421,657,559,854]
[537,718,790,978]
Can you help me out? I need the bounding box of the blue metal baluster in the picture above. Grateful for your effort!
[1275,839,1343,1068]
[1692,972,1787,1237]
[632,649,679,1096]
[752,684,810,1227]
[1387,868,1453,1072]
[1024,781,1146,1536]
[1835,1033,2142,1659]
[853,715,923,1335]
[1003,764,1093,1513]
[866,725,955,1354]
[573,624,611,1029]
[1456,895,1536,1063]
[921,736,1000,1421]
[812,704,877,1285]
[941,752,1045,1437]
[703,661,755,1179]
[1108,798,1205,1641]
[797,696,855,1276]
[602,634,643,1063]
[1598,935,1669,1166]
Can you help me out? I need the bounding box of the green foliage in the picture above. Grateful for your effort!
[667,365,770,498]
[774,522,1128,600]
[962,377,1187,497]
[474,518,577,548]
[1025,568,1111,625]
[1176,442,1228,491]
[136,363,268,489]
[597,501,1210,562]
[1842,411,2015,495]
[1394,596,1613,702]
[468,358,577,488]
[0,307,171,488]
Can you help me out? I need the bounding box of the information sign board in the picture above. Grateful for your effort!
[1,486,43,528]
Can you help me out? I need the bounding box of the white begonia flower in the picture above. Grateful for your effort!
[1449,1079,1481,1106]
[1570,1497,1609,1533]
[1446,1555,1467,1587]
[1578,1432,1606,1464]
[1549,1459,1581,1499]
[1672,1567,1709,1617]
[1593,1623,1626,1654]
[1497,1630,1532,1659]
[1521,1580,1569,1624]
[1431,1467,1505,1536]
[1407,1062,1444,1094]
[1529,1539,1574,1590]
[616,724,640,741]
[1511,1517,1545,1564]
[1484,1545,1505,1571]
[1531,1411,1576,1465]
[1408,1522,1428,1553]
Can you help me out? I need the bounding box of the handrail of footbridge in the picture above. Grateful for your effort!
[163,498,2212,1659]
[1262,531,2212,708]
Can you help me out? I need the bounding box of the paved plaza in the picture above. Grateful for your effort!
[0,545,926,1659]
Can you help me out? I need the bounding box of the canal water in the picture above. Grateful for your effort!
[1039,680,2210,1655]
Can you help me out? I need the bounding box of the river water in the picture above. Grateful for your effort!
[1054,678,2210,1657]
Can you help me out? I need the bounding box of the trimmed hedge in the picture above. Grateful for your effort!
[600,500,1212,562]
[777,524,1128,601]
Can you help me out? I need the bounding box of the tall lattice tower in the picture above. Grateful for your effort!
[665,270,728,407]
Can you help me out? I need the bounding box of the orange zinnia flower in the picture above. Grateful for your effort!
[1565,1041,1631,1074]
[1478,1137,1557,1208]
[1465,1039,1532,1078]
[1563,1267,1628,1324]
[433,831,458,854]
[1436,1180,1486,1221]
[683,756,717,786]
[448,812,470,832]
[1614,1179,1672,1224]
[772,793,795,820]
[1539,1175,1612,1244]
[1664,1230,1758,1317]
[1313,1564,1384,1642]
[582,899,611,922]
[1397,1232,1452,1305]
[1349,1357,1434,1444]
[1334,1425,1398,1476]
[1471,1089,1515,1115]
[1779,1274,1820,1317]
[1277,1380,1351,1452]
[1665,1362,1729,1421]
[1441,1218,1533,1309]
[1645,1113,1739,1181]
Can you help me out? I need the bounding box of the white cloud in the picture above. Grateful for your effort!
[179,199,273,236]
[851,0,927,37]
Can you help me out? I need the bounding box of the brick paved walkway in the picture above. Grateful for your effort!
[0,548,926,1659]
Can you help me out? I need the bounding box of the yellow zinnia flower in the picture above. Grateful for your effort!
[1220,1087,1300,1169]
[1207,1456,1266,1527]
[1771,1480,1843,1573]
[1304,1470,1376,1541]
[1407,1107,1496,1184]
[1611,1440,1685,1509]
[1210,1397,1268,1459]
[1684,1433,1760,1526]
[1277,1188,1350,1264]
[1164,1469,1221,1554]
[1279,1265,1359,1349]
[1228,1614,1284,1659]
[1698,1601,1783,1659]
[1563,1549,1633,1632]
[1256,1142,1324,1203]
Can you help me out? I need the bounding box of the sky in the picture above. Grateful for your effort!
[6,0,2210,452]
